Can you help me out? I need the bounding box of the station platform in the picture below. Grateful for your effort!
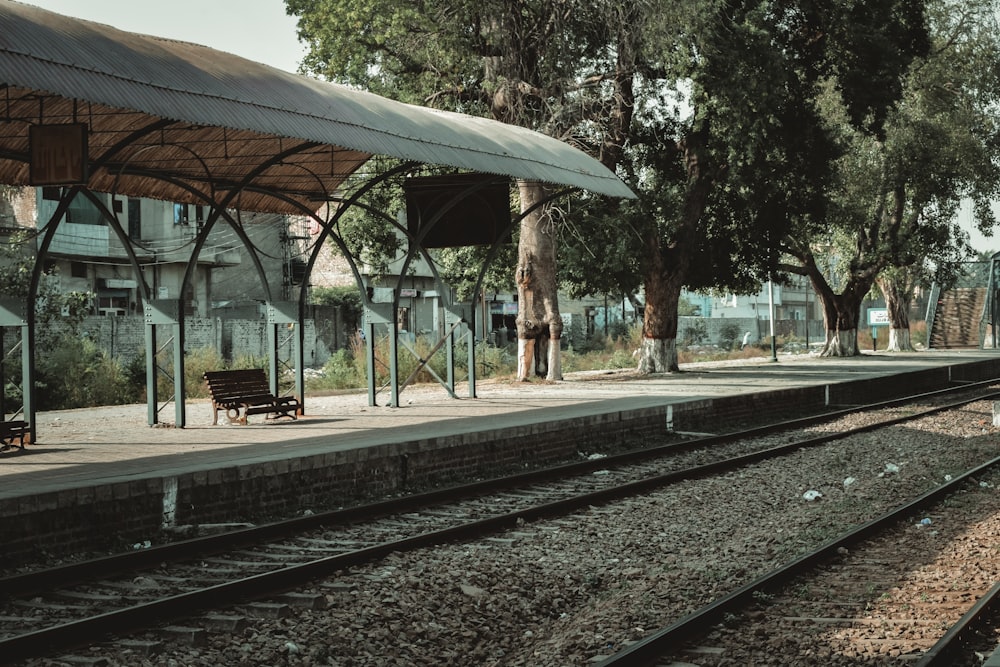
[2,349,1000,563]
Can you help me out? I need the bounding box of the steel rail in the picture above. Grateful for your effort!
[4,378,995,598]
[594,456,1000,666]
[0,382,998,662]
[914,581,1000,667]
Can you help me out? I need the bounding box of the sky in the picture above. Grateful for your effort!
[21,0,308,74]
[959,201,998,256]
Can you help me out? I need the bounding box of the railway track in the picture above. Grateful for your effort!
[2,381,999,664]
[596,460,1000,666]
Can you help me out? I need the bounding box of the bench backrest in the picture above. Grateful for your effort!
[203,369,272,401]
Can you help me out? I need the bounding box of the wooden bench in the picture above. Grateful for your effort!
[203,369,302,425]
[0,419,29,452]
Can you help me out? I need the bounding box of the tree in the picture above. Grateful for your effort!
[287,0,933,375]
[310,285,364,330]
[875,0,1000,350]
[286,0,639,381]
[782,0,998,355]
[567,1,864,371]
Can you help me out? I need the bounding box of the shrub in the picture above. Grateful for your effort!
[311,348,365,391]
[607,319,631,341]
[681,319,707,347]
[180,347,226,399]
[35,335,134,409]
[718,323,742,350]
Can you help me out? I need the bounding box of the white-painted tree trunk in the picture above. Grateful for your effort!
[547,336,562,380]
[821,329,858,356]
[885,327,913,352]
[637,337,677,373]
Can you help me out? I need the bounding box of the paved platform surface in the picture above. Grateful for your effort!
[1,349,996,500]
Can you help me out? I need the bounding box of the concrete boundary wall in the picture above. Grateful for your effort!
[78,313,337,367]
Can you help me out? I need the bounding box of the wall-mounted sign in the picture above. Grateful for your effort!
[29,123,89,185]
[104,279,138,289]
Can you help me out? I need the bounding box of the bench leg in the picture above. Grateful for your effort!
[0,431,27,452]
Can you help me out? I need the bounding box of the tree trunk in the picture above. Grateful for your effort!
[794,249,874,358]
[634,128,709,373]
[819,291,863,356]
[886,328,912,351]
[637,233,685,373]
[876,274,915,352]
[515,180,562,381]
[637,336,677,372]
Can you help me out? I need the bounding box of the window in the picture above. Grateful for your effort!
[65,192,103,225]
[173,203,189,225]
[70,262,87,278]
[127,199,141,240]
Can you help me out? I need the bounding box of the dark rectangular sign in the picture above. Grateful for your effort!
[29,123,89,186]
[404,173,511,248]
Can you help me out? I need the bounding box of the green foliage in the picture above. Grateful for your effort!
[182,348,227,398]
[310,285,364,329]
[718,323,742,350]
[290,0,616,128]
[561,346,634,373]
[570,333,609,355]
[122,351,147,396]
[784,0,999,352]
[307,332,519,390]
[436,244,517,302]
[474,342,516,379]
[35,335,133,410]
[677,296,700,317]
[607,319,633,342]
[680,320,707,347]
[312,348,365,391]
[335,194,406,279]
[0,232,93,347]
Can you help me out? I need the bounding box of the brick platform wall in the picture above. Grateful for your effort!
[0,479,165,563]
[3,359,998,564]
[172,406,666,526]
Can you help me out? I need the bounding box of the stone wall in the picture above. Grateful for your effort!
[77,304,351,368]
[678,316,826,348]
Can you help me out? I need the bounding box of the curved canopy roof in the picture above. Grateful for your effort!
[0,0,634,214]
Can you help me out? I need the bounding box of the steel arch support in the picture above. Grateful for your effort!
[23,187,82,441]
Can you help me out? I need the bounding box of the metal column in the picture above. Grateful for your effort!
[144,299,185,427]
[0,299,31,440]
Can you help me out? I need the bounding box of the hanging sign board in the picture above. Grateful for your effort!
[29,123,89,185]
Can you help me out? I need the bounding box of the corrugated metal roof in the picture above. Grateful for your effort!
[0,1,634,213]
